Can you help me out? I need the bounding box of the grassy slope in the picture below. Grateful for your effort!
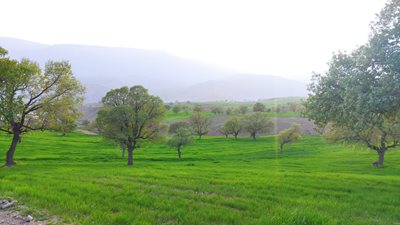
[0,132,399,225]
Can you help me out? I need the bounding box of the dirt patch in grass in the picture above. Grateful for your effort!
[0,199,62,225]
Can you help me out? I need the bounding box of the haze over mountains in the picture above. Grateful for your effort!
[0,37,308,102]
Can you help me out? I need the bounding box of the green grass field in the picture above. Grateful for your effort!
[163,110,301,122]
[0,131,399,225]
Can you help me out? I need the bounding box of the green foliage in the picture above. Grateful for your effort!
[47,98,81,135]
[190,112,211,139]
[172,105,181,114]
[167,127,193,159]
[211,106,224,115]
[253,102,266,112]
[102,86,129,107]
[0,46,7,56]
[0,50,84,166]
[222,116,242,139]
[97,86,165,165]
[225,107,233,115]
[168,121,190,134]
[304,1,400,167]
[278,123,301,154]
[0,132,400,225]
[239,105,248,114]
[242,113,274,140]
[193,104,204,112]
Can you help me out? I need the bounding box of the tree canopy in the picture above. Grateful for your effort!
[253,102,266,112]
[168,127,193,159]
[0,49,85,166]
[277,123,301,155]
[190,112,211,139]
[97,86,165,166]
[223,116,242,139]
[242,113,274,140]
[304,0,400,167]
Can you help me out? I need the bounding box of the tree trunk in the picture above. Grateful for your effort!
[6,131,20,167]
[372,149,385,167]
[251,133,256,140]
[177,145,181,159]
[127,142,135,166]
[234,133,238,140]
[378,151,384,166]
[280,143,284,155]
[121,146,125,158]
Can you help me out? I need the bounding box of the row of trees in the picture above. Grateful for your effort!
[217,114,274,140]
[169,101,304,116]
[167,115,301,159]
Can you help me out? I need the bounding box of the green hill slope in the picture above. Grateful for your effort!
[0,132,399,224]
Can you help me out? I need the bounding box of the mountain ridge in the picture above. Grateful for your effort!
[0,37,308,102]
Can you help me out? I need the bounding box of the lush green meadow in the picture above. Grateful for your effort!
[0,131,399,225]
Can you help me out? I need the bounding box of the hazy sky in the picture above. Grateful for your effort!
[1,0,387,81]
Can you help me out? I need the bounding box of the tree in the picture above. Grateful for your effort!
[304,0,400,167]
[217,126,230,138]
[169,121,190,134]
[47,98,82,135]
[239,106,248,114]
[253,102,266,112]
[164,104,172,111]
[242,113,274,140]
[172,105,181,114]
[96,86,165,166]
[190,112,211,139]
[277,123,301,155]
[0,49,85,167]
[168,127,193,159]
[224,116,242,139]
[211,106,224,115]
[193,104,204,112]
[287,102,304,113]
[225,107,233,115]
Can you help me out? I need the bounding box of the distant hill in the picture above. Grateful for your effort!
[0,37,308,102]
[161,75,307,101]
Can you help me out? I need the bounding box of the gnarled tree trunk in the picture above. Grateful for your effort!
[280,143,284,155]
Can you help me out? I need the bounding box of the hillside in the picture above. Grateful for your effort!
[0,132,399,224]
[0,37,308,102]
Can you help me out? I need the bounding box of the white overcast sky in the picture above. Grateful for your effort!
[1,0,387,81]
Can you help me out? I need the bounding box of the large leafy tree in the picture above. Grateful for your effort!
[0,48,85,166]
[96,86,165,166]
[304,0,400,167]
